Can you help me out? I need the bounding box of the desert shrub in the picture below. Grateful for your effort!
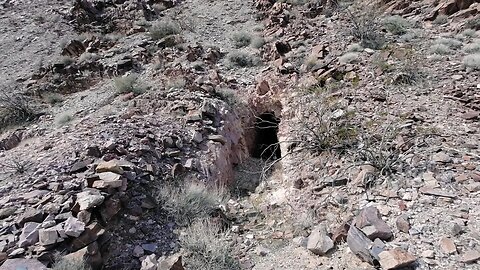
[157,181,228,226]
[304,56,318,70]
[353,124,411,184]
[113,74,146,96]
[165,77,186,90]
[293,92,357,154]
[55,112,74,126]
[429,44,451,55]
[433,15,448,25]
[339,52,359,64]
[78,52,99,63]
[0,92,39,129]
[181,220,240,270]
[463,54,480,70]
[44,93,64,105]
[464,42,480,53]
[347,43,363,52]
[383,15,410,35]
[226,51,258,67]
[398,30,422,43]
[57,56,74,66]
[346,9,385,49]
[0,157,32,174]
[465,17,480,30]
[231,31,252,48]
[153,3,167,12]
[293,210,316,236]
[216,88,241,106]
[461,29,477,38]
[429,54,443,61]
[149,20,180,40]
[392,66,423,85]
[251,36,265,48]
[434,37,463,50]
[392,56,425,85]
[52,258,90,270]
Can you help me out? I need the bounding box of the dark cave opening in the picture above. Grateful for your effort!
[252,112,281,160]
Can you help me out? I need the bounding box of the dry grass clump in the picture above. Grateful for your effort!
[157,181,228,226]
[181,220,240,270]
[149,20,180,40]
[352,123,414,187]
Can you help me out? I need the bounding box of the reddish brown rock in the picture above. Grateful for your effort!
[378,248,416,269]
[65,241,102,269]
[440,237,457,254]
[96,159,124,174]
[461,249,480,263]
[419,187,457,198]
[332,222,350,244]
[396,215,410,233]
[70,222,105,251]
[158,253,184,270]
[256,80,270,96]
[355,206,393,240]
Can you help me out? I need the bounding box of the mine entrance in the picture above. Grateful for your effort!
[252,112,281,160]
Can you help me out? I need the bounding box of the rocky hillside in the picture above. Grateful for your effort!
[0,0,479,269]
